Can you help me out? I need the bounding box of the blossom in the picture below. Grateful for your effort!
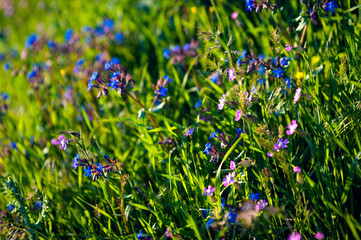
[249,192,260,201]
[315,232,324,239]
[273,68,285,78]
[281,57,289,66]
[228,67,236,81]
[107,79,119,91]
[96,163,103,173]
[57,135,68,150]
[255,199,268,211]
[288,232,302,240]
[34,200,43,209]
[163,48,170,59]
[137,230,143,239]
[285,44,292,51]
[223,172,236,187]
[185,127,194,137]
[8,204,15,211]
[293,166,301,173]
[218,94,226,110]
[267,152,274,157]
[206,218,215,229]
[114,32,124,43]
[286,120,298,135]
[236,128,245,134]
[295,72,304,80]
[230,161,236,170]
[158,87,168,97]
[294,87,301,103]
[25,34,37,49]
[165,228,172,238]
[235,110,242,121]
[228,209,237,223]
[203,142,212,155]
[84,167,92,177]
[209,130,217,139]
[195,100,202,108]
[183,43,191,52]
[285,78,291,89]
[245,0,256,11]
[274,138,289,152]
[325,1,338,12]
[64,29,73,42]
[71,154,80,169]
[231,11,239,19]
[211,75,220,83]
[203,185,215,196]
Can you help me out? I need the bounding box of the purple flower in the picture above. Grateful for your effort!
[294,87,301,103]
[172,45,180,53]
[288,232,302,240]
[228,67,236,81]
[255,199,268,211]
[325,1,338,13]
[165,228,172,238]
[185,127,194,137]
[235,110,242,121]
[267,152,274,157]
[249,192,260,201]
[274,138,289,152]
[293,166,301,173]
[315,232,324,239]
[223,172,236,187]
[230,161,236,170]
[71,154,80,169]
[285,44,292,52]
[84,167,92,177]
[203,185,215,196]
[57,135,68,150]
[286,120,298,135]
[158,87,168,97]
[273,68,285,78]
[218,94,226,110]
[231,12,239,19]
[183,43,191,52]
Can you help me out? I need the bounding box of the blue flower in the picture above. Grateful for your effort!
[249,192,260,201]
[158,87,168,97]
[206,218,215,229]
[107,80,119,91]
[257,78,265,86]
[87,81,93,91]
[8,204,15,211]
[240,50,247,60]
[111,57,121,65]
[228,209,237,223]
[96,163,103,172]
[172,45,180,52]
[272,68,284,78]
[236,128,245,134]
[258,65,266,76]
[1,92,9,100]
[114,32,124,43]
[27,70,37,79]
[285,78,291,89]
[209,130,218,139]
[245,0,256,11]
[76,59,85,67]
[84,167,92,177]
[95,26,104,36]
[90,72,98,81]
[25,34,37,49]
[71,154,80,169]
[4,62,10,71]
[281,57,289,66]
[325,1,339,13]
[210,75,220,83]
[110,71,120,78]
[104,62,112,70]
[195,100,202,108]
[163,48,170,59]
[164,75,172,83]
[203,142,212,155]
[64,29,73,42]
[10,142,17,149]
[34,200,43,209]
[136,230,142,239]
[183,43,191,52]
[221,197,225,209]
[103,18,114,29]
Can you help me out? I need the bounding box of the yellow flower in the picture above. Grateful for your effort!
[60,69,66,76]
[209,7,214,14]
[191,6,197,14]
[295,72,304,80]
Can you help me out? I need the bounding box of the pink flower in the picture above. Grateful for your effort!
[294,87,301,103]
[231,12,239,20]
[165,228,172,238]
[228,68,236,81]
[286,120,298,135]
[203,185,215,196]
[285,44,292,52]
[56,135,68,150]
[223,172,236,187]
[230,161,236,170]
[267,152,274,157]
[293,166,301,173]
[254,199,268,211]
[235,110,242,121]
[314,232,324,239]
[288,232,302,240]
[218,94,226,110]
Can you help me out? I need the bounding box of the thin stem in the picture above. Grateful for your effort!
[297,24,308,72]
[277,16,293,46]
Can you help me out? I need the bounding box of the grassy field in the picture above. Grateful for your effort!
[1,0,361,239]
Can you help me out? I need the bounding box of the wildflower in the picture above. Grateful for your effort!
[25,34,37,49]
[288,232,302,240]
[236,128,245,134]
[27,70,37,79]
[90,72,98,81]
[137,230,143,239]
[249,192,260,201]
[103,18,114,30]
[286,120,298,135]
[164,75,172,85]
[8,204,15,211]
[185,127,194,137]
[240,50,247,59]
[293,166,301,173]
[34,200,43,209]
[235,110,242,121]
[64,29,73,42]
[87,82,93,91]
[295,72,304,80]
[228,67,236,81]
[158,87,168,97]
[218,94,226,110]
[285,44,292,51]
[258,65,266,76]
[267,152,274,157]
[71,154,80,169]
[231,11,239,19]
[57,135,68,150]
[221,197,225,209]
[104,62,112,70]
[325,1,338,13]
[230,161,236,170]
[245,0,256,11]
[223,172,236,187]
[203,142,212,155]
[203,185,215,196]
[96,163,103,173]
[107,79,119,91]
[163,48,170,59]
[84,167,92,177]
[172,45,180,53]
[274,138,289,152]
[228,209,238,223]
[315,232,324,239]
[206,219,215,229]
[165,228,172,238]
[285,78,291,89]
[209,130,217,139]
[111,57,121,65]
[4,62,10,71]
[195,100,202,108]
[10,142,17,149]
[273,68,285,78]
[294,87,301,103]
[114,32,124,43]
[183,43,191,52]
[281,57,289,66]
[255,199,268,211]
[211,74,220,84]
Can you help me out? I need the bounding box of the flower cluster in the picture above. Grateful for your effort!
[163,40,199,65]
